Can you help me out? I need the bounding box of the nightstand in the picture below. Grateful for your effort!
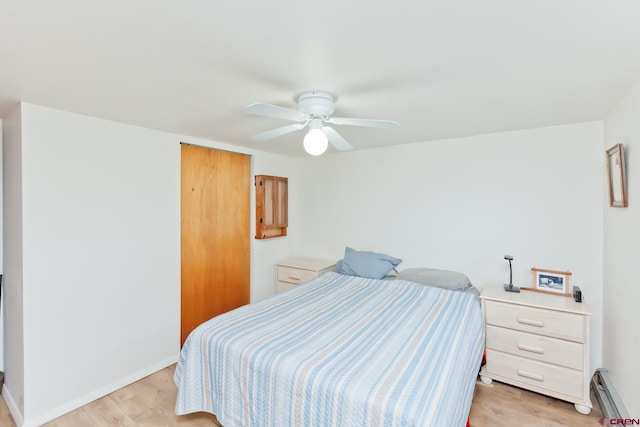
[479,285,592,415]
[275,257,336,293]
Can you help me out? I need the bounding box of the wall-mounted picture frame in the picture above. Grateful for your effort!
[606,143,628,208]
[531,267,571,295]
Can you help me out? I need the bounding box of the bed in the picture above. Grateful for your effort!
[174,271,484,427]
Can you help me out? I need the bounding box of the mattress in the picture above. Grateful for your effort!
[175,271,484,427]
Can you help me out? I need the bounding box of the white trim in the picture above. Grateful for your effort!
[20,356,177,427]
[2,384,24,427]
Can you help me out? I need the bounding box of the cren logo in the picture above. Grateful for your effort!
[600,419,640,425]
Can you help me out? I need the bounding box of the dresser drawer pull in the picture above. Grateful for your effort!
[517,317,544,328]
[517,343,544,354]
[517,369,544,382]
[287,273,301,280]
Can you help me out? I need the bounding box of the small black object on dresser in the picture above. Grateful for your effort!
[503,255,520,293]
[573,285,582,303]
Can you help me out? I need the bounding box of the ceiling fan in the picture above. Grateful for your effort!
[245,91,400,155]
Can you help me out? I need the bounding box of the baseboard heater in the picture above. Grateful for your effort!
[592,368,629,420]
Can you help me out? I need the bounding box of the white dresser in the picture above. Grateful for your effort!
[275,257,336,293]
[479,285,592,414]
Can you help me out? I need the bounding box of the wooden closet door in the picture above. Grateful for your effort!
[181,144,250,346]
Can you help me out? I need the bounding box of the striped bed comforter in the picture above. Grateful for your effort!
[174,272,484,427]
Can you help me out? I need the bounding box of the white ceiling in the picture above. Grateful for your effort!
[1,1,640,157]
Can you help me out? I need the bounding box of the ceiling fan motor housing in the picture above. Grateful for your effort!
[297,91,335,117]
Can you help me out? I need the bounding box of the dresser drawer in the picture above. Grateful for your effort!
[485,350,584,400]
[486,325,583,370]
[277,266,318,285]
[485,300,585,342]
[276,281,298,293]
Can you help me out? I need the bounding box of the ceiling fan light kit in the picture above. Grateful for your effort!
[303,129,328,156]
[245,91,400,156]
[303,118,328,155]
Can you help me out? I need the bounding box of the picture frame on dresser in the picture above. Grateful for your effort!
[531,267,571,295]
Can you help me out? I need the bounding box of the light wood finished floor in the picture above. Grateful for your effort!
[0,365,604,426]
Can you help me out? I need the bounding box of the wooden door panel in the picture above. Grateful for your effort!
[181,144,250,346]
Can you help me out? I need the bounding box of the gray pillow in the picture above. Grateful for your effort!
[339,247,402,279]
[396,268,474,292]
[464,286,480,296]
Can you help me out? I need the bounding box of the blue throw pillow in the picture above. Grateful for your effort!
[339,247,402,279]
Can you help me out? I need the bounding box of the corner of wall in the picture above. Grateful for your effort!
[602,77,640,416]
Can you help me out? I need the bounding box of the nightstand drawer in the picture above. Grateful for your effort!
[277,266,318,285]
[486,325,583,369]
[276,281,298,293]
[485,350,584,400]
[485,300,585,342]
[275,258,336,294]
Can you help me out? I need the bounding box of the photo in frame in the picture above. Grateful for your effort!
[531,267,571,295]
[606,143,628,208]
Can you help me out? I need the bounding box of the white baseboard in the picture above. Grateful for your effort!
[2,384,25,427]
[15,356,177,427]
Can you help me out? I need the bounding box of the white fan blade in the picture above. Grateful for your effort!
[323,127,354,151]
[327,117,400,129]
[245,102,309,122]
[252,123,306,142]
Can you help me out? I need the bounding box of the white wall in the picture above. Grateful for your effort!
[295,122,604,374]
[250,153,302,302]
[603,78,640,416]
[2,103,296,426]
[18,104,181,425]
[3,106,25,423]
